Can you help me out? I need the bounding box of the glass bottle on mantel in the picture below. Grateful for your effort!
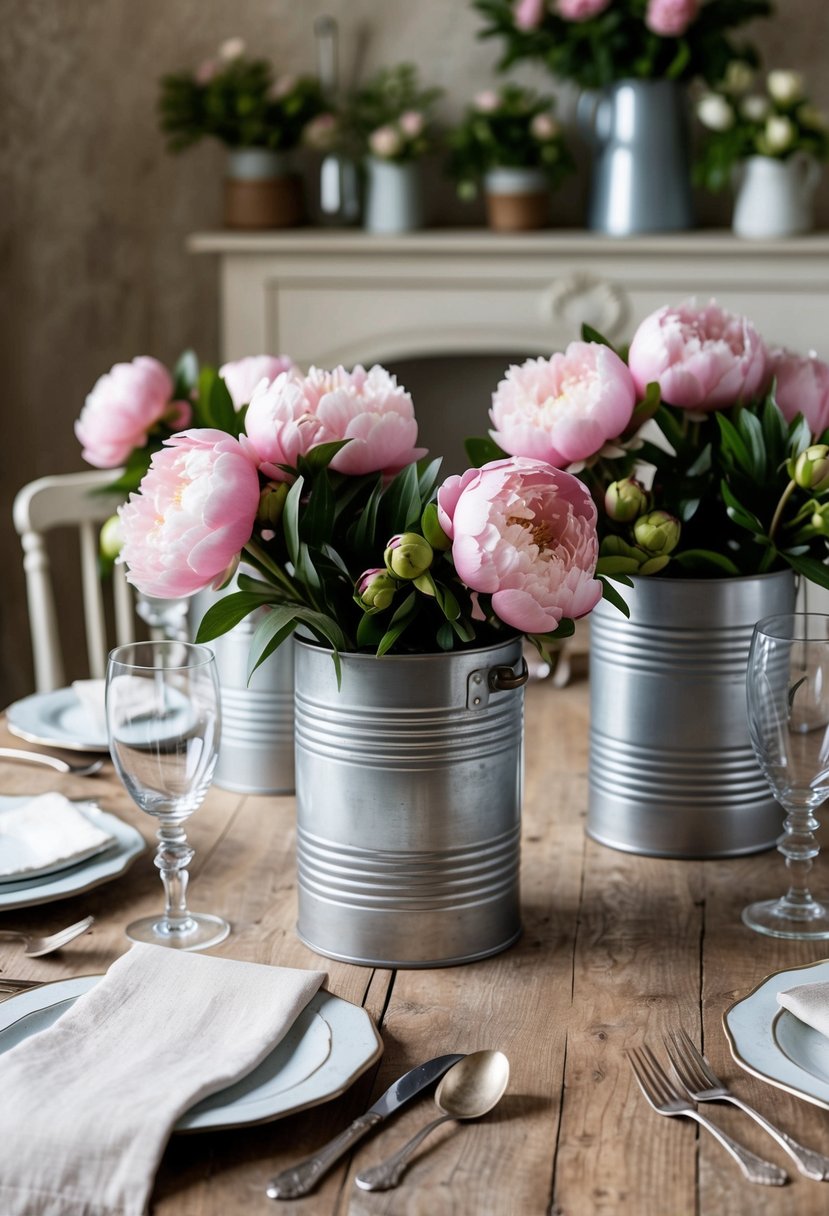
[314,14,361,226]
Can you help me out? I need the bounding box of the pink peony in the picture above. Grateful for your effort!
[515,0,546,29]
[489,343,636,468]
[627,301,768,411]
[300,365,427,476]
[767,348,829,436]
[369,125,403,159]
[75,356,191,469]
[644,0,699,36]
[399,110,425,138]
[437,457,601,634]
[557,0,611,20]
[244,371,329,477]
[219,354,297,409]
[118,430,260,598]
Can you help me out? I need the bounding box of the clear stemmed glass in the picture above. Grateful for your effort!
[744,612,829,939]
[105,640,229,951]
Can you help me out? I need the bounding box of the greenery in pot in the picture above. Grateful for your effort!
[158,37,325,153]
[447,83,574,199]
[348,63,443,163]
[694,63,829,191]
[472,0,772,91]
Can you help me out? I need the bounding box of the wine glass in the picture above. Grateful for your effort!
[744,612,829,939]
[106,640,229,950]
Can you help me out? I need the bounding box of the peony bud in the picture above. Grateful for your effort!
[100,514,124,561]
[793,444,829,493]
[767,70,804,106]
[384,532,434,580]
[604,477,649,523]
[257,482,289,528]
[722,60,755,95]
[369,125,403,159]
[421,502,452,550]
[633,510,681,556]
[696,94,735,132]
[811,503,829,536]
[357,568,397,611]
[740,95,770,122]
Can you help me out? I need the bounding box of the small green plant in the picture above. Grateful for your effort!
[349,63,443,162]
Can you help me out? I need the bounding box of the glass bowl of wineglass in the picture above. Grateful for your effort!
[744,612,829,939]
[106,640,229,951]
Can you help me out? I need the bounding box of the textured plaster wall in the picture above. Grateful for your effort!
[0,0,827,703]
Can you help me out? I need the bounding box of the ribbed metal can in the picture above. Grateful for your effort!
[588,571,795,858]
[294,637,527,967]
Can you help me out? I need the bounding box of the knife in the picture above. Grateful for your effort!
[265,1052,465,1199]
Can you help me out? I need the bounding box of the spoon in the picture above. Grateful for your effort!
[355,1049,510,1192]
[0,748,104,777]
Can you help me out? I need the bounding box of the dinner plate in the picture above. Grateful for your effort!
[0,796,145,910]
[0,978,383,1132]
[7,688,110,752]
[0,798,115,884]
[723,957,829,1109]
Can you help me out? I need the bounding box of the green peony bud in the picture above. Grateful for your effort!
[421,502,452,551]
[793,445,829,494]
[633,510,681,556]
[811,502,829,537]
[99,514,124,561]
[356,568,397,611]
[384,532,434,580]
[257,482,289,528]
[604,477,649,524]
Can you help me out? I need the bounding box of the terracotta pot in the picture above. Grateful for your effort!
[223,149,304,230]
[484,168,550,232]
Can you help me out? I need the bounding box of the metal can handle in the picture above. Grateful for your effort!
[489,659,529,691]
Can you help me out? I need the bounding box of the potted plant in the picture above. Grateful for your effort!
[158,37,326,228]
[348,63,443,233]
[467,300,829,857]
[695,64,829,237]
[472,0,772,234]
[448,84,574,230]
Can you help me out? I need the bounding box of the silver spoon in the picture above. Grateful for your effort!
[355,1050,510,1192]
[0,748,104,777]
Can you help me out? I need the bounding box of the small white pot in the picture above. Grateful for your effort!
[484,167,547,196]
[226,148,289,181]
[363,158,423,234]
[732,153,821,239]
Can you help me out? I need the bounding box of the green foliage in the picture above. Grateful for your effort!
[473,0,772,90]
[447,84,574,197]
[347,63,443,162]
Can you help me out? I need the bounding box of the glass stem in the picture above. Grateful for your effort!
[778,806,821,912]
[155,819,195,933]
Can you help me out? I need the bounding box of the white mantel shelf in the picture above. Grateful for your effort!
[188,228,829,367]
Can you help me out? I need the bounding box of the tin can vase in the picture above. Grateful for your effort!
[588,570,796,858]
[294,637,528,967]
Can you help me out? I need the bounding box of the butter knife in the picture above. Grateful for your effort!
[266,1052,465,1199]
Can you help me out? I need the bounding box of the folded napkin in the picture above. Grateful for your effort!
[0,792,115,880]
[0,943,326,1216]
[70,679,108,735]
[777,981,829,1037]
[71,677,163,737]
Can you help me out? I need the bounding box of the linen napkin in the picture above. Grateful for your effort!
[0,943,326,1216]
[0,792,115,880]
[777,981,829,1037]
[72,677,160,736]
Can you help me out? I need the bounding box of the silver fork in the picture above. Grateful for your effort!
[0,748,103,777]
[0,916,94,957]
[665,1028,829,1181]
[627,1045,787,1186]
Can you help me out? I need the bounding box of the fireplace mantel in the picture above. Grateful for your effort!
[189,229,829,366]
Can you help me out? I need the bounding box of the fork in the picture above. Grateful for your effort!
[627,1045,787,1185]
[0,748,103,777]
[0,916,94,957]
[665,1028,829,1181]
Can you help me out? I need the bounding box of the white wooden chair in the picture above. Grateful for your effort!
[13,470,136,692]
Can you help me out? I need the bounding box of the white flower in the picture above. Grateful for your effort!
[767,70,804,105]
[369,125,403,159]
[740,95,770,122]
[218,37,246,61]
[764,114,796,153]
[722,60,754,95]
[474,90,500,113]
[696,94,735,132]
[530,112,560,141]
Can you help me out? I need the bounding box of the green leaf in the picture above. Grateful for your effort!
[356,611,385,648]
[720,480,764,534]
[296,439,352,474]
[282,475,304,568]
[534,618,576,642]
[784,553,829,591]
[788,415,814,458]
[418,457,443,503]
[436,622,455,650]
[596,555,641,575]
[673,548,741,575]
[737,409,766,480]
[652,405,685,454]
[300,468,335,547]
[350,476,384,553]
[195,592,273,642]
[93,446,155,495]
[172,349,199,400]
[464,436,506,467]
[236,573,282,596]
[381,463,423,534]
[598,576,630,618]
[580,323,616,350]
[247,609,299,678]
[716,413,753,472]
[197,367,238,434]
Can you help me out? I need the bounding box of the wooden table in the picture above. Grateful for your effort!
[3,678,829,1216]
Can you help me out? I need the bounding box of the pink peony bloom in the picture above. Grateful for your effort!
[767,348,829,436]
[301,365,427,476]
[399,110,425,138]
[437,457,601,634]
[75,356,191,469]
[627,301,768,411]
[557,0,611,20]
[489,343,636,468]
[118,430,260,598]
[219,354,297,409]
[369,125,403,158]
[645,0,699,36]
[515,0,546,28]
[474,89,501,113]
[244,370,329,477]
[195,59,218,85]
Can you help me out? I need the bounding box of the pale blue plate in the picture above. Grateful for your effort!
[7,688,109,752]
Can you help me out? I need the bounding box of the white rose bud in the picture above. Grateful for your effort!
[369,125,403,159]
[765,114,796,153]
[723,60,755,95]
[696,94,735,132]
[218,37,246,61]
[740,95,771,122]
[767,70,804,106]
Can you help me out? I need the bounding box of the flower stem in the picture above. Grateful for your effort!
[769,479,797,543]
[243,541,300,598]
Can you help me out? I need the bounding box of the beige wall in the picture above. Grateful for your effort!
[1,0,827,704]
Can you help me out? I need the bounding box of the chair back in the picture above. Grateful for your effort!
[13,470,136,692]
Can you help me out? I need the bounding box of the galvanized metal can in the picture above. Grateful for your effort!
[588,571,796,858]
[294,637,527,967]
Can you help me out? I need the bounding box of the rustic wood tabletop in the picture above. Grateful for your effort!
[2,677,829,1216]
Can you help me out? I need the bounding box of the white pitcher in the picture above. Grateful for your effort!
[732,153,821,239]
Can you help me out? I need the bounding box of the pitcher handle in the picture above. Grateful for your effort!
[489,659,529,691]
[576,89,608,143]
